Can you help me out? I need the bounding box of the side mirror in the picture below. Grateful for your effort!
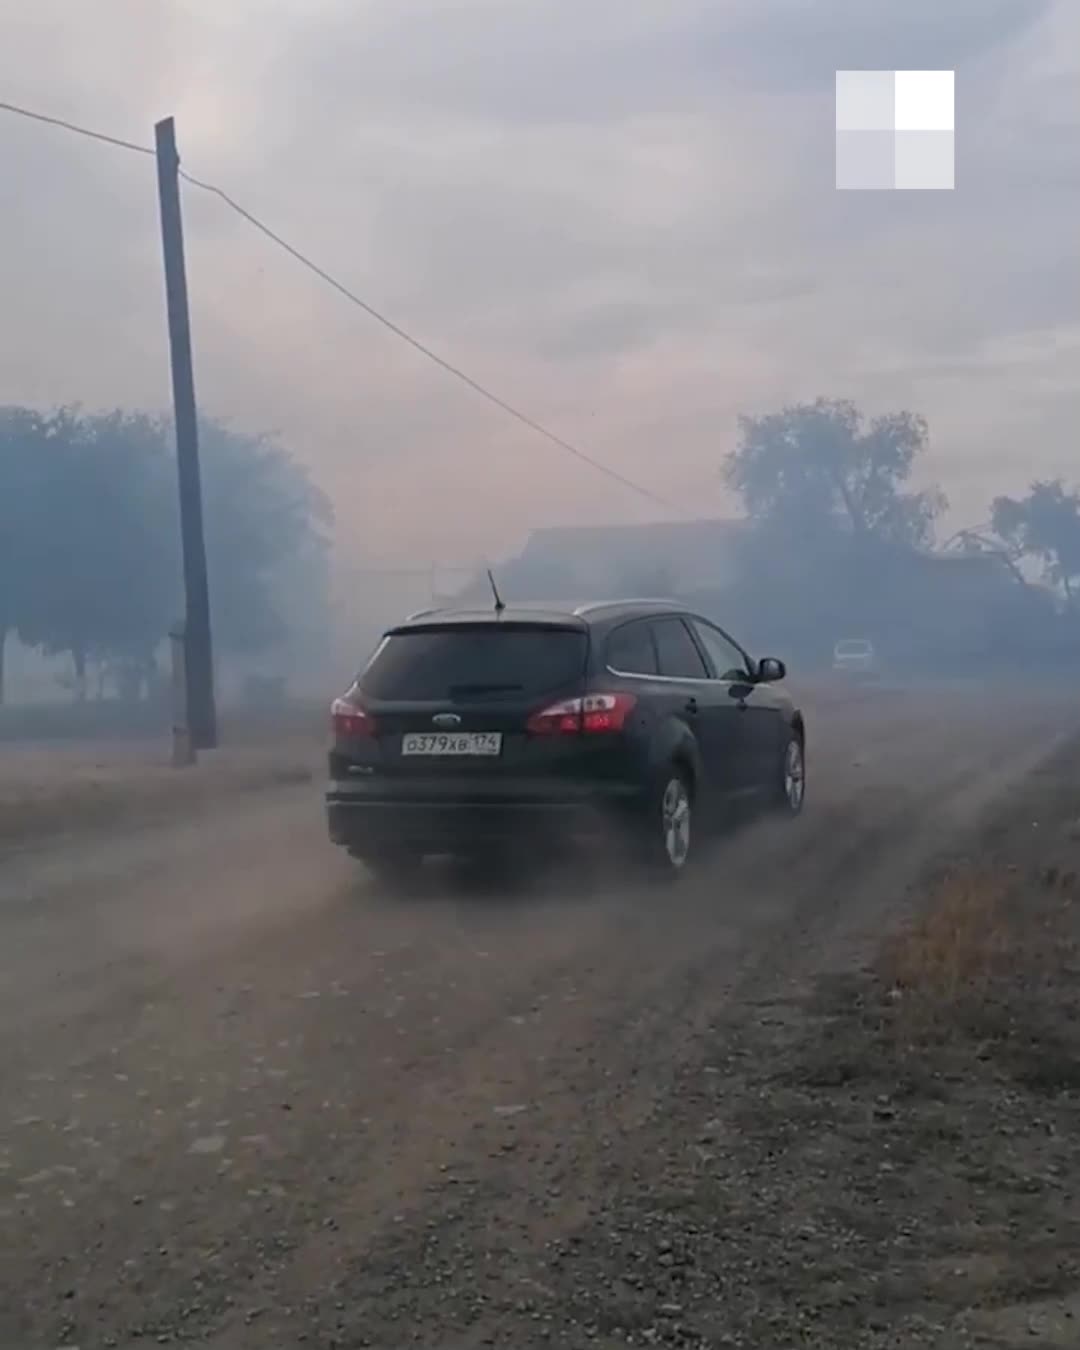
[757,657,786,683]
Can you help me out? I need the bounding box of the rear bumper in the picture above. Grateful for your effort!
[326,779,642,853]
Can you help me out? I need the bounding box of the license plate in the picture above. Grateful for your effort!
[401,731,503,757]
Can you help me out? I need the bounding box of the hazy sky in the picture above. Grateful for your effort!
[1,0,1077,566]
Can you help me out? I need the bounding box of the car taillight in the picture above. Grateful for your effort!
[526,692,637,736]
[331,696,376,738]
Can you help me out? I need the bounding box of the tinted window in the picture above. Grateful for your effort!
[606,621,658,675]
[359,625,587,700]
[652,619,709,679]
[690,619,749,681]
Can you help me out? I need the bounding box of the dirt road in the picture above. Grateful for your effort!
[0,684,1073,1349]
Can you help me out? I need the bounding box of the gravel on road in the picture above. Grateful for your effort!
[0,683,1075,1349]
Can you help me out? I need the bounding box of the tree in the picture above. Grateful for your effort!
[16,409,176,698]
[720,399,947,665]
[991,480,1080,611]
[195,420,333,658]
[0,407,48,703]
[0,404,333,704]
[724,398,945,548]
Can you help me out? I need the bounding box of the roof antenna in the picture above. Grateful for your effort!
[487,568,506,614]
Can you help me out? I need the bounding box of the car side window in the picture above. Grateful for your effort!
[606,620,658,675]
[652,618,709,679]
[690,619,750,682]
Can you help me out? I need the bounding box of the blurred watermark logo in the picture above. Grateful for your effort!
[836,70,954,190]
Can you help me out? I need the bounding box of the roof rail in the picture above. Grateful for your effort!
[573,597,681,615]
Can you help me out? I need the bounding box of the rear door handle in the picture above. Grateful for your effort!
[684,697,698,715]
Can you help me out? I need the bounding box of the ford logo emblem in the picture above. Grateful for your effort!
[431,712,461,728]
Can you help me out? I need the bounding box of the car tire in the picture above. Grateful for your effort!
[639,765,695,878]
[775,732,806,816]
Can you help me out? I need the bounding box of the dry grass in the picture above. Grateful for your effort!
[880,866,1016,1004]
[0,732,321,848]
[874,857,1080,1093]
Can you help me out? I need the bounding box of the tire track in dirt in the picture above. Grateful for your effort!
[2,688,1070,1350]
[187,695,1072,1349]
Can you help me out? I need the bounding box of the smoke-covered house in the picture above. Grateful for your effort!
[461,518,749,604]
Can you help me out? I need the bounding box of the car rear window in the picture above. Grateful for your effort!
[358,625,588,701]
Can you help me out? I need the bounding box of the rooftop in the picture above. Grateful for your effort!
[521,517,746,553]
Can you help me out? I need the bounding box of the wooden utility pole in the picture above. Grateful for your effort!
[155,116,217,749]
[169,620,195,767]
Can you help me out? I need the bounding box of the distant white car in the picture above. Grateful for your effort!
[833,638,877,677]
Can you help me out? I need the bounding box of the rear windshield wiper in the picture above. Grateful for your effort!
[447,682,525,696]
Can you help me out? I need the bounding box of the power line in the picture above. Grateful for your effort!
[180,170,686,513]
[0,97,687,516]
[0,99,154,158]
